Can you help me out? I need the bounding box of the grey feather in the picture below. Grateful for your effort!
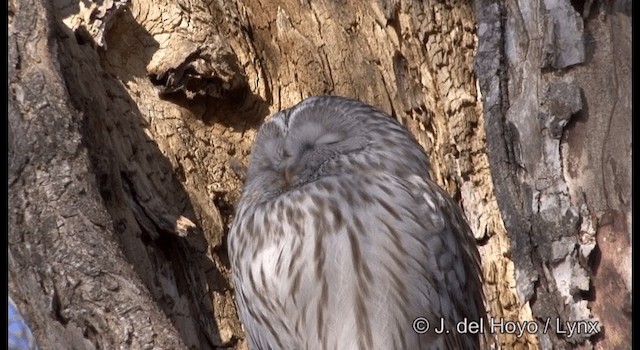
[228,96,485,349]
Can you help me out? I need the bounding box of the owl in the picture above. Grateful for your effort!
[227,96,485,349]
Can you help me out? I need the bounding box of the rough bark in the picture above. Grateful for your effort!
[8,0,191,348]
[8,0,630,349]
[475,0,631,349]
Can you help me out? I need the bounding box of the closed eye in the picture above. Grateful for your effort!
[300,142,315,152]
[316,132,344,145]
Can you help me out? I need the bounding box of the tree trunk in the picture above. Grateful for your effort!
[475,0,631,348]
[8,0,630,349]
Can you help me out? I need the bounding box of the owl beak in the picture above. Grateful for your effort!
[283,166,295,187]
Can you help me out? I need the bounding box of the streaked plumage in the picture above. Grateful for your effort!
[228,96,485,349]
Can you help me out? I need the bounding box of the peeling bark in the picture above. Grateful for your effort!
[475,0,631,348]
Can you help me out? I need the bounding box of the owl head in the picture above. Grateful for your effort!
[242,96,430,205]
